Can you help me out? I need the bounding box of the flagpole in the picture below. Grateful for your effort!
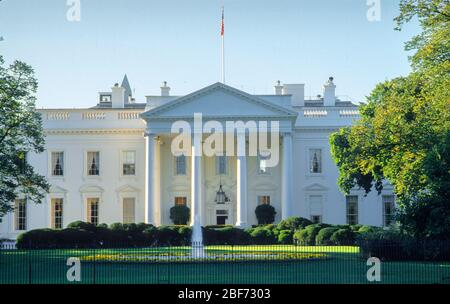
[221,7,225,84]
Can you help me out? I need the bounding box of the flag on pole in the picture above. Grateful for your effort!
[221,7,224,36]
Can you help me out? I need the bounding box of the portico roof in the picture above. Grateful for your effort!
[141,82,298,121]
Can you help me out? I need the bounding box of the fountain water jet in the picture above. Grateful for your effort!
[191,215,206,258]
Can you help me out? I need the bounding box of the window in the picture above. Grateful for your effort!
[346,195,358,225]
[175,155,186,175]
[258,154,270,174]
[14,199,27,231]
[51,198,63,229]
[87,198,99,225]
[309,195,323,222]
[123,198,135,224]
[309,149,322,173]
[216,156,227,175]
[175,197,187,206]
[122,151,136,175]
[257,196,271,205]
[311,215,322,224]
[383,195,395,227]
[87,152,100,176]
[51,152,64,176]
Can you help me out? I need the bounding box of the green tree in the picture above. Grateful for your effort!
[330,0,450,239]
[255,204,276,225]
[0,56,49,217]
[169,205,190,225]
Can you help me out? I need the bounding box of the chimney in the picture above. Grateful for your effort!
[274,80,283,95]
[282,83,305,107]
[111,83,125,108]
[323,76,336,106]
[161,81,170,96]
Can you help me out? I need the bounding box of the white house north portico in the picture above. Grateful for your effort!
[141,82,298,227]
[0,76,396,239]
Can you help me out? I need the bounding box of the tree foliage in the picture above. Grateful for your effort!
[330,0,450,238]
[0,56,49,217]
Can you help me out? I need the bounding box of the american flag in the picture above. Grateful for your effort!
[221,8,224,36]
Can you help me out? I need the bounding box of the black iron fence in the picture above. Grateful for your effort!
[0,242,449,284]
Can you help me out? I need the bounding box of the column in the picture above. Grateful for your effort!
[190,133,202,226]
[281,132,294,220]
[154,136,161,226]
[236,133,248,227]
[144,132,156,224]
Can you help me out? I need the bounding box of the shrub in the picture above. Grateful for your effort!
[156,226,183,246]
[170,205,190,225]
[330,228,356,245]
[358,225,381,234]
[255,204,276,224]
[249,227,276,244]
[17,229,58,249]
[277,230,293,244]
[277,217,312,231]
[177,226,192,245]
[294,224,328,245]
[315,227,339,245]
[67,221,97,232]
[142,225,157,245]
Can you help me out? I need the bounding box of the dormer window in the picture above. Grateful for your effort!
[100,94,111,102]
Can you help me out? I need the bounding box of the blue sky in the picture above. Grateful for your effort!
[0,0,420,108]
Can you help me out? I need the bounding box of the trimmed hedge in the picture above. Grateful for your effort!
[294,224,329,245]
[315,227,339,245]
[358,230,450,261]
[16,217,411,249]
[330,229,355,245]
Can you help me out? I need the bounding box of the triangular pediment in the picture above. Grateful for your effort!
[142,82,297,120]
[304,183,328,191]
[50,185,68,194]
[116,184,140,193]
[79,184,104,193]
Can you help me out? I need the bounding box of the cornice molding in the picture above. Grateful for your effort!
[44,129,145,135]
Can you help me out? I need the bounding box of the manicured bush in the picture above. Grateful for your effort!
[170,205,190,225]
[156,226,183,246]
[142,225,158,245]
[315,227,339,245]
[277,217,313,231]
[330,228,356,245]
[249,227,276,244]
[17,229,58,249]
[255,204,276,224]
[277,229,293,244]
[358,225,381,234]
[294,224,329,245]
[67,221,97,232]
[177,226,192,245]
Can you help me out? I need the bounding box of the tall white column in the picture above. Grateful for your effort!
[190,133,202,226]
[236,133,248,227]
[145,132,158,224]
[281,132,294,220]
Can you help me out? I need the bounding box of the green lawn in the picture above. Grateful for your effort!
[0,245,448,284]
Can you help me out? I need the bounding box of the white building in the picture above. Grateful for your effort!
[0,76,396,239]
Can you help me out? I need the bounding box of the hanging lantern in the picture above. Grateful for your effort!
[214,184,229,204]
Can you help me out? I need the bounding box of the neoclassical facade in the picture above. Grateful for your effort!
[0,76,396,239]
